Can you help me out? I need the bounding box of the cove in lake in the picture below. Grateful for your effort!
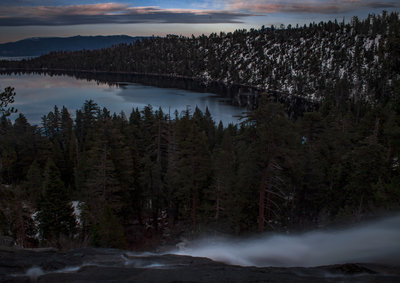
[0,73,245,125]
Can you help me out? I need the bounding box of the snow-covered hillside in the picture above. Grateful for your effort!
[2,12,399,103]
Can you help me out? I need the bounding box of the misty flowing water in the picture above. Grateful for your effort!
[0,73,244,124]
[170,214,400,267]
[6,216,400,282]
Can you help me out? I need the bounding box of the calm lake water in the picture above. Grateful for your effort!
[0,73,244,125]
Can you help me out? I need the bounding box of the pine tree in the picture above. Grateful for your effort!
[212,129,236,226]
[37,159,76,243]
[0,87,17,117]
[243,97,297,232]
[91,205,126,249]
[174,117,211,232]
[22,160,43,204]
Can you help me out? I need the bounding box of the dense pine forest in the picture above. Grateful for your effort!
[1,91,400,249]
[1,12,399,103]
[0,12,400,250]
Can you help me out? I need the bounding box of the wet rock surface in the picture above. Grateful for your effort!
[1,247,399,283]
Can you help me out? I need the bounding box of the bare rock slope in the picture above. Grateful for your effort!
[1,247,400,283]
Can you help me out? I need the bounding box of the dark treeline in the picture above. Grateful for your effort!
[1,93,400,249]
[1,12,399,103]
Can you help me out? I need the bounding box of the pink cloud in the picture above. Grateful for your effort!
[226,0,398,14]
[0,2,252,26]
[1,3,129,18]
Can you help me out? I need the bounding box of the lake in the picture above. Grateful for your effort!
[0,56,38,61]
[0,73,245,125]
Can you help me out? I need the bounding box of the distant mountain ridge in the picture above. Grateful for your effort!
[0,35,144,57]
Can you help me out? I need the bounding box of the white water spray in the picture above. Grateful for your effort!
[25,267,44,281]
[172,214,400,267]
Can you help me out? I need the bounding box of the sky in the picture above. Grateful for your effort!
[0,0,399,43]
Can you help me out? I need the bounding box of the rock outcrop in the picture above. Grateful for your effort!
[1,247,399,282]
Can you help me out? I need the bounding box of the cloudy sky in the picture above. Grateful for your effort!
[0,0,398,43]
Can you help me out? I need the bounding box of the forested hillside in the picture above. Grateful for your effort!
[2,12,399,103]
[1,93,399,249]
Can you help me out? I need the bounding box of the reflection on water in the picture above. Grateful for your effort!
[0,73,244,125]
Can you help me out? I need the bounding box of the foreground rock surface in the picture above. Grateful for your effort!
[1,247,399,282]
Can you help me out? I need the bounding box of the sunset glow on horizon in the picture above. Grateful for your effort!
[0,0,398,43]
